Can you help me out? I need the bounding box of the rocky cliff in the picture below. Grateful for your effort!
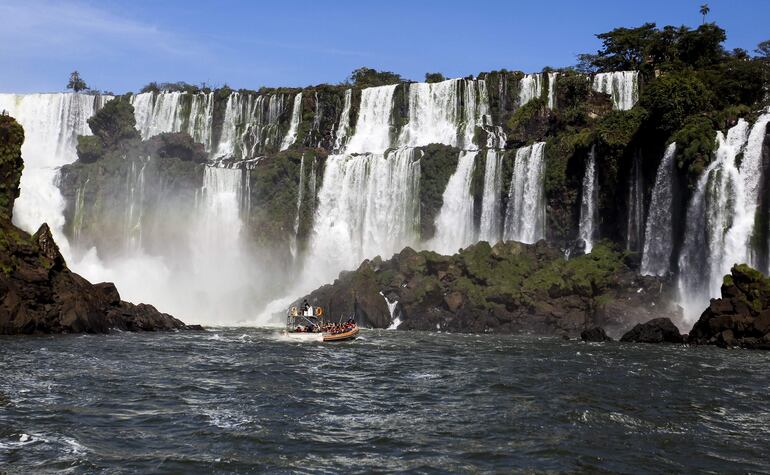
[0,115,190,334]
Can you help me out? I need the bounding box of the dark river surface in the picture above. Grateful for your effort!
[1,329,769,474]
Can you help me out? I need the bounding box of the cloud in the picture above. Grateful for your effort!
[0,0,201,59]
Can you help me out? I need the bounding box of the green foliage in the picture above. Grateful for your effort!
[595,108,646,148]
[425,72,446,83]
[756,40,770,58]
[639,71,710,134]
[577,22,728,74]
[140,81,204,94]
[75,135,105,163]
[67,71,88,92]
[347,67,403,88]
[144,133,208,163]
[86,98,140,150]
[671,115,716,189]
[579,23,659,72]
[507,97,546,131]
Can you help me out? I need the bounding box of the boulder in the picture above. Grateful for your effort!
[581,326,613,342]
[688,264,770,349]
[620,318,684,344]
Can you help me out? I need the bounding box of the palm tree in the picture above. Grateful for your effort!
[700,4,710,24]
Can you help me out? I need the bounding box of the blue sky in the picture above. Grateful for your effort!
[1,0,768,94]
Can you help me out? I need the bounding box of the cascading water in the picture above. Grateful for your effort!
[290,154,306,260]
[215,92,287,159]
[592,71,639,111]
[503,143,546,244]
[677,119,762,320]
[345,85,397,154]
[431,151,478,254]
[125,157,149,251]
[518,74,543,106]
[641,143,677,276]
[546,72,558,109]
[304,148,420,286]
[130,91,215,152]
[333,89,352,152]
[0,93,110,251]
[577,146,599,253]
[396,78,495,150]
[281,92,303,151]
[478,150,503,244]
[626,152,645,251]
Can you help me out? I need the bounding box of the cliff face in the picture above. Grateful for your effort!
[298,240,680,337]
[0,114,23,222]
[0,115,189,334]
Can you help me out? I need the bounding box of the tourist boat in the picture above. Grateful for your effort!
[285,305,359,342]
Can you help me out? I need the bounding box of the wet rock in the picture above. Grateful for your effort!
[620,318,684,344]
[581,326,613,342]
[688,264,770,349]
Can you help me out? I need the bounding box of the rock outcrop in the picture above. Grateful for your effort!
[688,264,770,349]
[620,318,684,344]
[0,115,191,335]
[296,240,680,336]
[581,326,613,342]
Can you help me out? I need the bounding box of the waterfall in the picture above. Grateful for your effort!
[345,85,397,154]
[125,157,149,251]
[186,92,214,152]
[215,92,287,159]
[305,148,420,286]
[281,92,303,151]
[333,89,353,152]
[626,152,645,251]
[477,80,507,148]
[577,146,599,253]
[503,143,546,244]
[478,150,503,244]
[592,71,639,111]
[432,151,478,254]
[131,91,181,140]
[130,91,214,152]
[641,143,677,275]
[290,154,306,259]
[547,72,558,109]
[382,292,401,330]
[0,93,110,249]
[678,120,751,319]
[518,74,543,106]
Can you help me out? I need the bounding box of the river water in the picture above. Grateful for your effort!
[1,329,769,473]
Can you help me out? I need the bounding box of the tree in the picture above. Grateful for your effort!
[67,71,88,92]
[700,4,710,24]
[347,67,403,88]
[756,40,770,58]
[425,72,446,83]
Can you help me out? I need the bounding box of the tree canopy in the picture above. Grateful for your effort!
[67,71,88,92]
[347,67,403,88]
